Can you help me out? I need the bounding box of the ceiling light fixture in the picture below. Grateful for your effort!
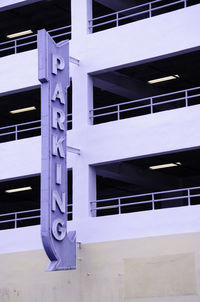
[10,106,36,114]
[148,75,180,84]
[7,30,33,39]
[5,186,32,193]
[149,162,181,170]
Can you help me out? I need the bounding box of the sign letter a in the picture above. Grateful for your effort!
[52,82,65,104]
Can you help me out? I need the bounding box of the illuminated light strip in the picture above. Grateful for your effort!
[10,106,36,114]
[5,186,32,193]
[149,162,181,170]
[148,75,180,84]
[7,30,33,39]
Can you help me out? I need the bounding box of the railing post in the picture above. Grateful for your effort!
[151,193,155,211]
[91,201,97,217]
[14,213,17,228]
[118,198,121,214]
[149,2,152,17]
[89,110,94,125]
[188,189,191,206]
[184,0,187,8]
[88,20,93,34]
[15,125,18,140]
[14,40,17,54]
[116,12,119,27]
[150,97,153,114]
[117,105,120,120]
[185,90,188,107]
[152,193,155,210]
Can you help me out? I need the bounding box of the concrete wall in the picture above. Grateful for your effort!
[0,233,200,302]
[0,4,200,300]
[1,5,200,94]
[0,104,199,179]
[0,204,200,254]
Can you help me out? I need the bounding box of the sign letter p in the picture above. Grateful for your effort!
[52,54,65,75]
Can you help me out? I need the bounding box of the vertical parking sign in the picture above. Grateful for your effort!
[38,29,76,271]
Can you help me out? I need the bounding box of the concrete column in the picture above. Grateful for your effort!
[72,69,93,130]
[72,158,96,222]
[71,0,93,40]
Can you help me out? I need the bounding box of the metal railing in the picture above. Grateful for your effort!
[90,186,200,217]
[0,205,73,230]
[0,114,72,142]
[89,0,195,32]
[0,24,71,57]
[90,86,200,124]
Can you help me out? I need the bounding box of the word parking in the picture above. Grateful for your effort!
[38,29,76,272]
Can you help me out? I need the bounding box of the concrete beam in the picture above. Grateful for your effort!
[95,0,137,11]
[0,0,42,12]
[97,162,181,191]
[93,71,161,100]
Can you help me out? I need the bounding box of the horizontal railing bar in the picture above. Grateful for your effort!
[90,0,165,22]
[97,200,153,210]
[153,186,200,196]
[0,114,72,134]
[0,40,15,46]
[95,194,200,211]
[51,32,72,39]
[0,46,16,52]
[93,187,200,214]
[187,193,200,198]
[0,25,71,57]
[90,87,200,121]
[16,126,41,133]
[94,195,152,204]
[152,87,200,100]
[13,34,37,42]
[0,209,40,217]
[0,131,16,137]
[91,9,150,29]
[89,19,119,29]
[0,120,41,130]
[91,104,118,112]
[0,219,16,224]
[48,25,71,33]
[150,0,183,4]
[91,86,200,114]
[119,103,151,113]
[0,124,71,137]
[154,195,190,203]
[16,41,37,48]
[152,96,185,106]
[96,204,120,210]
[91,110,118,119]
[94,186,200,204]
[89,0,184,23]
[0,214,72,224]
[0,208,72,219]
[151,0,183,11]
[116,10,150,22]
[152,94,200,106]
[17,215,41,221]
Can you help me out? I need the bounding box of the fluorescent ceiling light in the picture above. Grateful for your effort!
[149,162,181,170]
[10,106,36,114]
[7,30,33,39]
[148,75,180,84]
[5,186,32,193]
